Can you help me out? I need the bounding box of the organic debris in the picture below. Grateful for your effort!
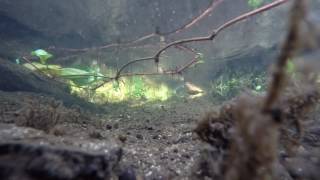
[195,1,320,179]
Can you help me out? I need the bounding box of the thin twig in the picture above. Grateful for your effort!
[159,0,224,35]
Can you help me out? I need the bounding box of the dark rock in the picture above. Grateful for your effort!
[303,126,320,147]
[89,131,104,139]
[283,154,320,180]
[118,135,127,143]
[136,134,143,140]
[0,142,122,180]
[106,124,113,130]
[173,149,178,153]
[152,135,160,140]
[119,166,137,180]
[146,126,154,131]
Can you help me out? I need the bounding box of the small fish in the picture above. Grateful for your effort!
[255,85,262,91]
[185,82,203,95]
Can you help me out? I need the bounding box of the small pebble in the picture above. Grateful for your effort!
[152,135,160,140]
[89,131,103,139]
[106,124,112,130]
[136,134,143,140]
[118,135,127,143]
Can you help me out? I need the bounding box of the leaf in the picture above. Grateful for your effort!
[60,68,103,86]
[60,68,91,77]
[23,62,62,76]
[31,49,53,64]
[23,62,61,71]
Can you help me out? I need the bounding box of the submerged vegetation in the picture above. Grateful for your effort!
[210,71,267,100]
[22,49,174,104]
[24,49,270,104]
[72,76,173,104]
[21,48,294,104]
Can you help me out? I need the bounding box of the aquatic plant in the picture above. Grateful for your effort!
[71,76,173,104]
[24,50,105,87]
[128,77,146,99]
[60,68,103,86]
[210,72,267,101]
[31,49,53,65]
[23,50,175,103]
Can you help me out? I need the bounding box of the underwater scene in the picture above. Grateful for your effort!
[0,0,320,179]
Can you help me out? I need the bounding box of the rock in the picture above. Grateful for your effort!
[0,123,126,180]
[118,135,127,143]
[89,130,104,139]
[119,166,137,180]
[136,134,143,140]
[0,142,122,180]
[284,154,320,180]
[106,124,113,130]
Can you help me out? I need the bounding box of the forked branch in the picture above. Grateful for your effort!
[115,0,289,80]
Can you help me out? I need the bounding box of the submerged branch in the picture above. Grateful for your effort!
[28,0,289,91]
[263,0,306,112]
[115,0,289,79]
